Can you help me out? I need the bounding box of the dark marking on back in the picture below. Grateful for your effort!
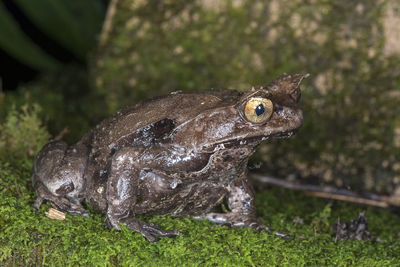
[129,118,176,147]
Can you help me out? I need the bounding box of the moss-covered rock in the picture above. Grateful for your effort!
[1,65,107,144]
[0,104,49,168]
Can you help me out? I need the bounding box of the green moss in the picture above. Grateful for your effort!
[2,65,107,144]
[1,161,399,266]
[0,104,50,167]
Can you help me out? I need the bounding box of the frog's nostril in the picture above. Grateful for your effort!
[274,106,284,116]
[290,88,301,103]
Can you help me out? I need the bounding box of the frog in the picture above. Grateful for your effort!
[32,73,308,242]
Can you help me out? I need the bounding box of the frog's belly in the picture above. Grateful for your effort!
[134,183,228,216]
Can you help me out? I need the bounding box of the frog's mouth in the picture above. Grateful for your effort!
[270,130,297,139]
[203,129,298,152]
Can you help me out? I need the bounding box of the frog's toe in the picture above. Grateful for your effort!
[120,218,180,242]
[204,212,291,239]
[123,219,159,242]
[138,227,159,243]
[273,231,291,239]
[249,222,291,239]
[142,222,181,237]
[249,221,272,232]
[49,197,87,216]
[32,196,44,211]
[66,203,87,216]
[67,209,88,216]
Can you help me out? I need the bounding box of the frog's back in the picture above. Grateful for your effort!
[88,91,241,163]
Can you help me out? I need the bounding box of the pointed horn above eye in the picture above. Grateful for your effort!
[266,73,310,102]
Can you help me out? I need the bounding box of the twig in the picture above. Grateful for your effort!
[304,191,388,208]
[45,208,66,220]
[99,0,119,48]
[54,127,69,141]
[251,173,400,208]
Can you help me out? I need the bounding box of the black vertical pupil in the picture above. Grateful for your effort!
[255,104,265,116]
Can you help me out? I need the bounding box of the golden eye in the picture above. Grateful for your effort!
[243,97,273,124]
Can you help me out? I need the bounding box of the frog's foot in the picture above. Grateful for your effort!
[49,197,87,216]
[32,182,87,216]
[201,212,290,239]
[107,217,181,243]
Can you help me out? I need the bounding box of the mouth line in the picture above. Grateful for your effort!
[202,130,297,152]
[272,130,296,139]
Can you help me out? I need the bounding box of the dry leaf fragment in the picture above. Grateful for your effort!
[45,208,66,220]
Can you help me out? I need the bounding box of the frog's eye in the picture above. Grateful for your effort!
[243,97,273,124]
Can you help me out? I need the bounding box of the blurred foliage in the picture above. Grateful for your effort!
[0,103,50,168]
[0,2,59,71]
[311,203,333,234]
[92,0,400,194]
[13,0,105,61]
[0,0,106,70]
[2,65,107,144]
[0,0,107,143]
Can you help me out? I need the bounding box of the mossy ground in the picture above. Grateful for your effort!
[1,161,399,266]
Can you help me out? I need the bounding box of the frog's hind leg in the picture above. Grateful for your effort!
[32,140,88,215]
[105,148,180,242]
[202,177,290,238]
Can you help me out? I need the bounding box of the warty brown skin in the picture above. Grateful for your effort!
[32,73,307,242]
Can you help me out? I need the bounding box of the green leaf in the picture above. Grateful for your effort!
[0,2,59,71]
[14,0,105,60]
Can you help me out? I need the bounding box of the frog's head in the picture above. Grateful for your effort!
[235,73,307,140]
[174,73,308,152]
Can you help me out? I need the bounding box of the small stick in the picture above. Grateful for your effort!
[45,208,66,220]
[251,174,399,208]
[54,127,69,141]
[99,0,119,48]
[304,191,388,208]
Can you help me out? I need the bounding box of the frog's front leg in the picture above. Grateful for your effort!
[203,176,290,238]
[106,148,180,242]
